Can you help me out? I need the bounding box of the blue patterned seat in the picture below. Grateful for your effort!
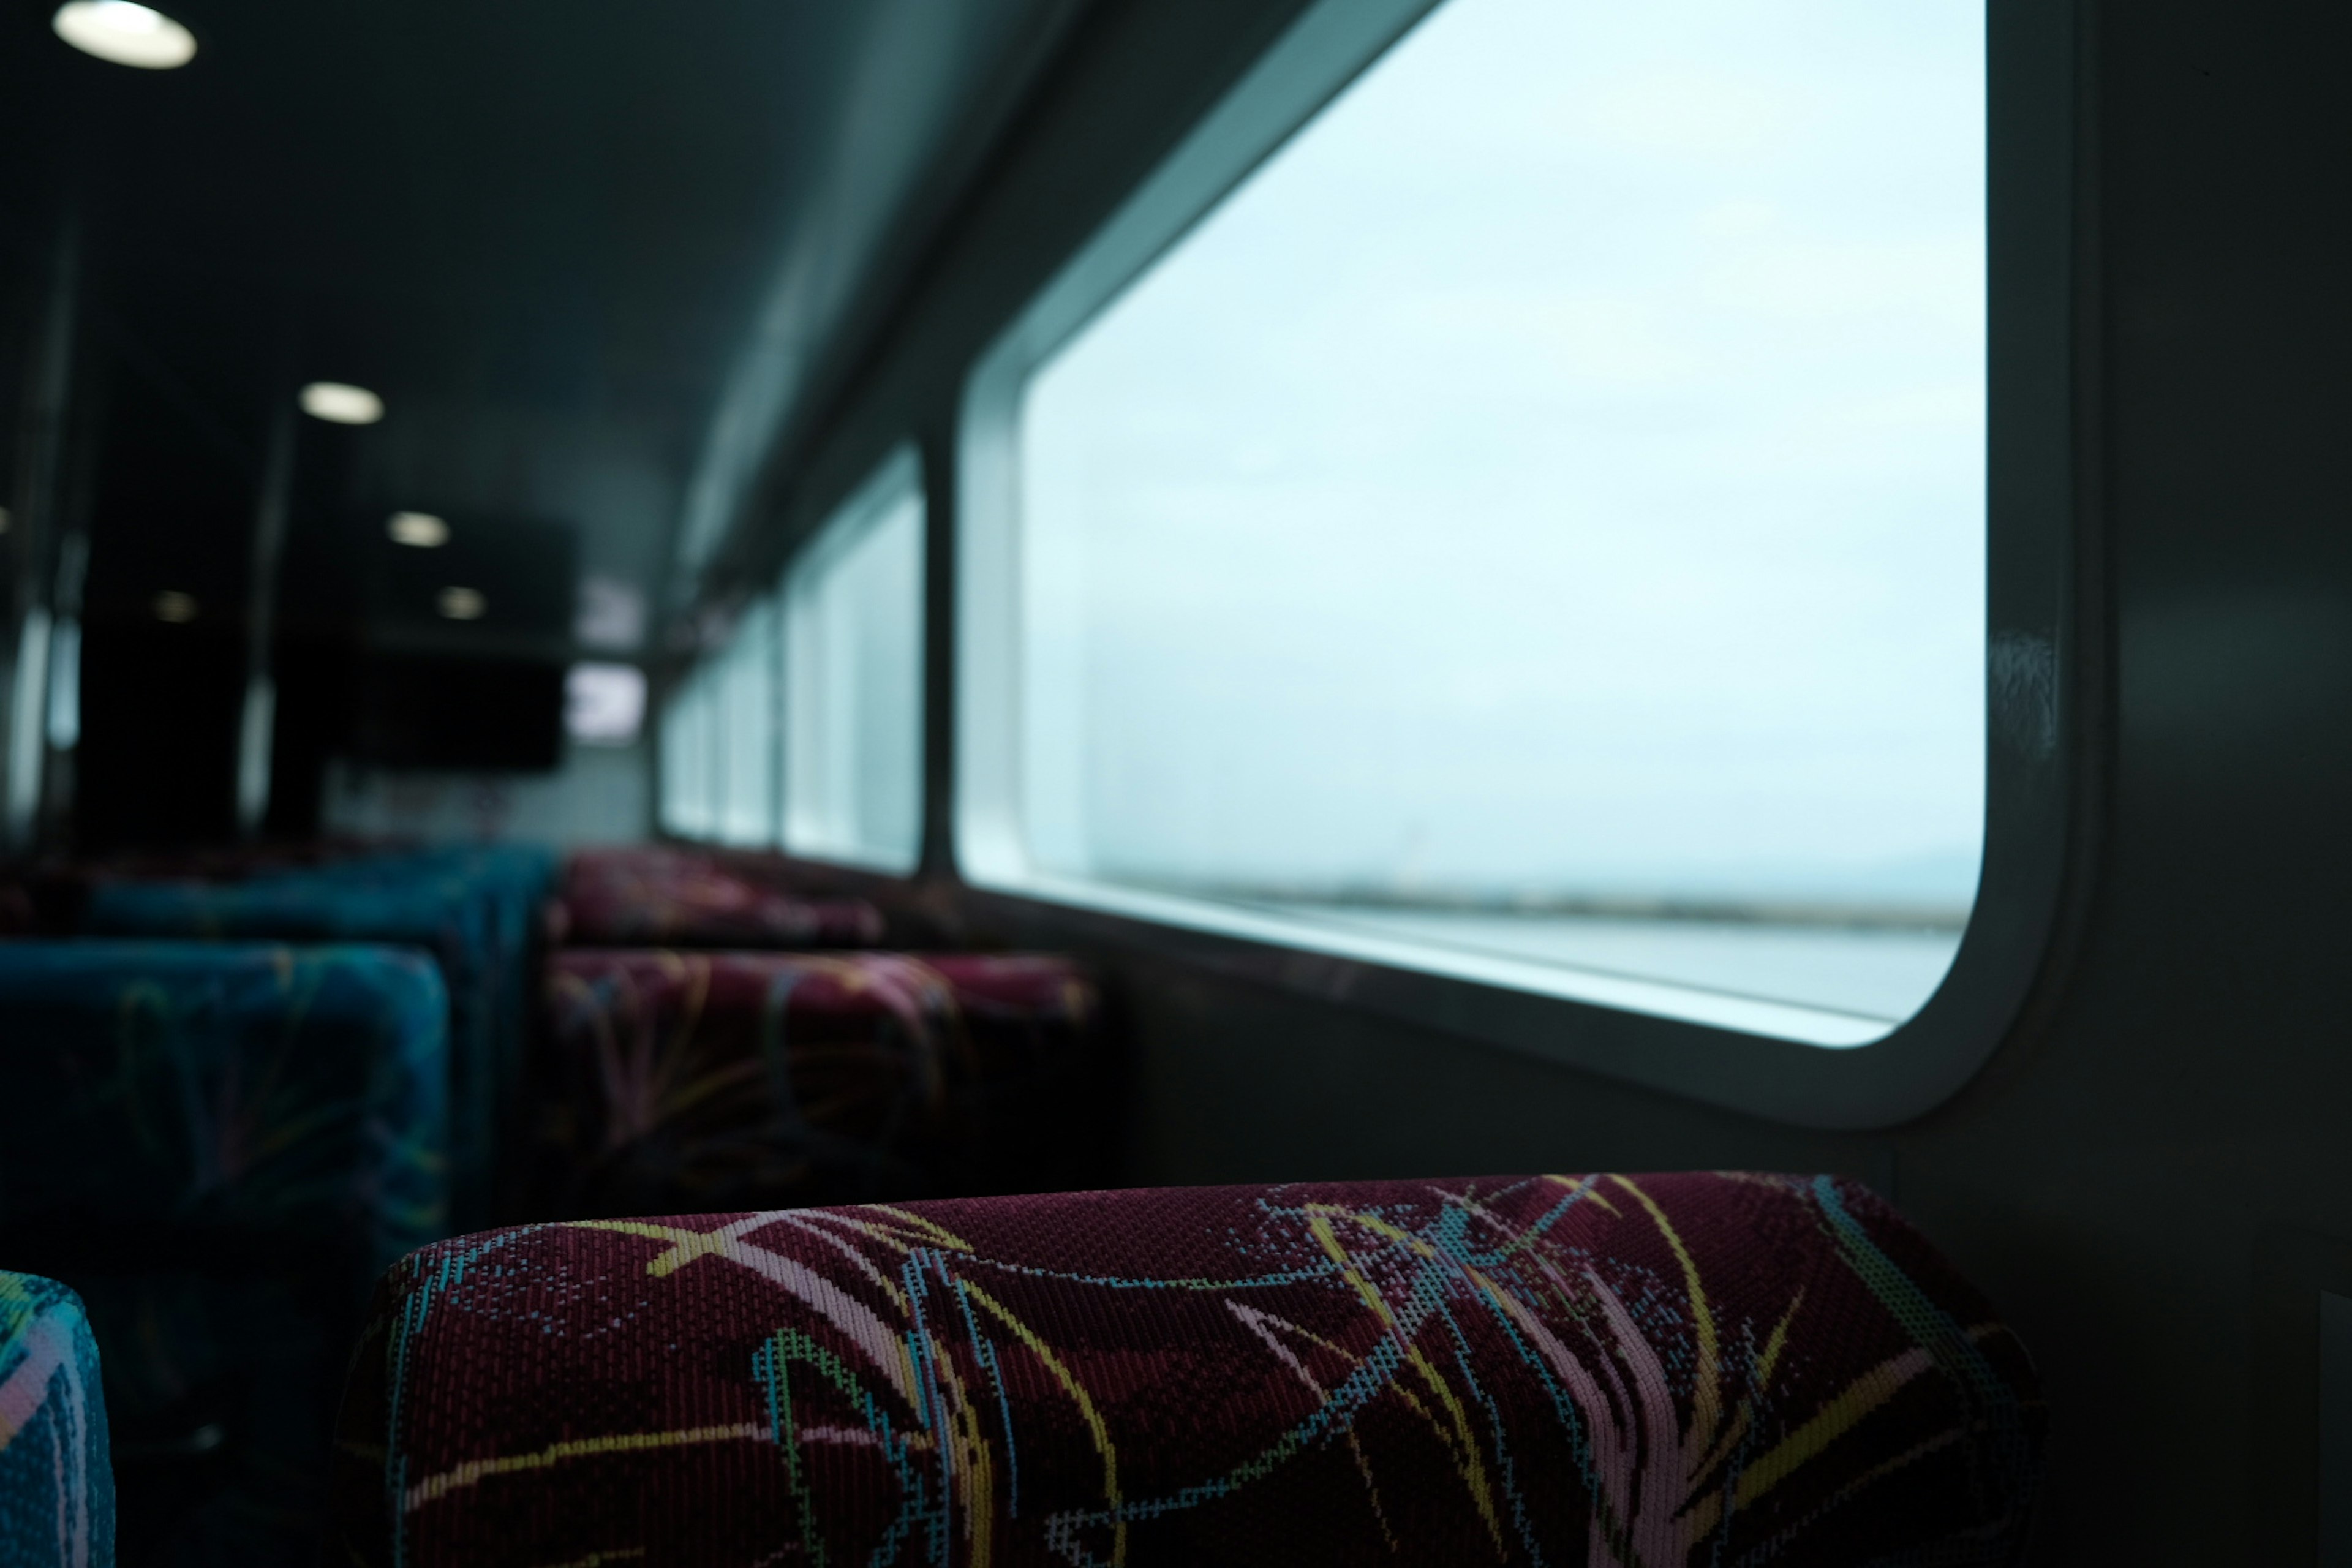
[251,844,555,1218]
[0,942,449,1567]
[79,845,552,1225]
[0,1272,113,1568]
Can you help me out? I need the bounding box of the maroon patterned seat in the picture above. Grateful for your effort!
[528,949,1106,1218]
[554,847,886,949]
[333,1173,2043,1565]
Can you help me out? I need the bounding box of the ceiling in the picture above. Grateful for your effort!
[0,0,1082,651]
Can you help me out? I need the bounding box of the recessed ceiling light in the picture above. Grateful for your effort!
[53,1,196,69]
[388,511,450,548]
[437,586,486,620]
[153,590,197,622]
[298,382,383,425]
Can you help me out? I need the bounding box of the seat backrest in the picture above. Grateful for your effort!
[335,1171,2045,1566]
[532,949,1102,1217]
[555,845,886,949]
[80,862,524,1224]
[0,941,451,1565]
[0,1270,114,1568]
[0,941,449,1277]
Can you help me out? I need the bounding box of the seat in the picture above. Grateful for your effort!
[529,949,1104,1218]
[74,845,552,1224]
[554,846,887,949]
[0,941,451,1566]
[331,1172,2045,1565]
[0,1271,114,1568]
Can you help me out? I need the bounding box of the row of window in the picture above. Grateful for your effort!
[660,449,925,870]
[660,0,1988,1049]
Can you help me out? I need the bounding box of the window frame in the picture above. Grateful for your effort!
[952,0,2083,1128]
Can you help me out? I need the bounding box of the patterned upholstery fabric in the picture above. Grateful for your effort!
[77,845,553,1224]
[0,1272,113,1568]
[277,845,556,1212]
[0,942,451,1566]
[333,1173,2044,1565]
[531,950,1103,1218]
[0,942,450,1263]
[556,846,886,949]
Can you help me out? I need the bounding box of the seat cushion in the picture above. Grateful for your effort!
[0,1272,112,1568]
[555,846,886,949]
[334,1173,2044,1566]
[530,950,1101,1217]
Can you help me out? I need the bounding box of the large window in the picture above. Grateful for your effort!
[963,0,1988,1046]
[779,447,925,872]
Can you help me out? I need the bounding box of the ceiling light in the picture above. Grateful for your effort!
[437,586,486,620]
[53,1,196,69]
[387,511,449,548]
[152,590,197,623]
[298,382,383,425]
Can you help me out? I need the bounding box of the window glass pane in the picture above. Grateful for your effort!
[658,663,718,840]
[715,600,779,846]
[782,450,925,872]
[1009,0,1985,1033]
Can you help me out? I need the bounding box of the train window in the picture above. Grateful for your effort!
[962,0,1991,1049]
[779,446,925,873]
[712,598,780,847]
[656,659,720,840]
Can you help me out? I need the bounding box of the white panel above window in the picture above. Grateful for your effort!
[566,662,646,747]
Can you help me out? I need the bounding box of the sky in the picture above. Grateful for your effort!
[1019,0,1988,910]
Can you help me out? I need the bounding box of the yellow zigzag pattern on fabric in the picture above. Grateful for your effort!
[1303,1206,1506,1555]
[962,1279,1126,1566]
[1612,1174,1723,1474]
[403,1422,769,1512]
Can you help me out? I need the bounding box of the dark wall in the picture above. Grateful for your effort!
[66,372,580,843]
[733,0,2352,1559]
[348,654,564,772]
[75,348,254,850]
